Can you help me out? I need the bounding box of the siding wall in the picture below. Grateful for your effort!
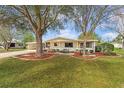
[49,41,78,48]
[27,40,96,52]
[45,41,95,52]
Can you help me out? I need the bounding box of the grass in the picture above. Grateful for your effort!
[114,48,124,55]
[0,48,26,53]
[0,55,124,88]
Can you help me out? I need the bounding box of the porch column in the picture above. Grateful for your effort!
[59,42,61,50]
[93,41,96,53]
[77,42,79,49]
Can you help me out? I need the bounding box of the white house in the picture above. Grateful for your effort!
[112,42,122,48]
[0,39,24,49]
[27,37,98,53]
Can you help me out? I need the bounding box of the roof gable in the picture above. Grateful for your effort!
[45,37,98,42]
[46,37,75,42]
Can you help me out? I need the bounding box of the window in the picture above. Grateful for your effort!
[65,43,73,47]
[86,42,91,48]
[54,43,58,46]
[80,43,83,48]
[46,42,50,47]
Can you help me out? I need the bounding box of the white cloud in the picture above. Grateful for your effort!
[58,30,78,39]
[102,32,118,41]
[43,29,80,41]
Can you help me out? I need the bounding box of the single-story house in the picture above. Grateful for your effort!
[9,39,24,48]
[0,39,24,49]
[27,37,98,53]
[9,42,24,48]
[112,42,122,48]
[26,42,38,50]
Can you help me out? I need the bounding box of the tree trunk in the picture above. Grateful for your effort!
[35,33,43,57]
[83,40,86,56]
[5,47,9,51]
[3,42,9,51]
[122,37,124,50]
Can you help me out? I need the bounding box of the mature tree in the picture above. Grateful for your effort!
[0,24,23,51]
[113,34,122,43]
[6,5,65,56]
[113,13,124,49]
[22,32,35,47]
[0,7,18,51]
[69,5,123,55]
[78,31,101,42]
[0,25,14,51]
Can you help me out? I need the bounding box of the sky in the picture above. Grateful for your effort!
[43,20,119,42]
[43,6,124,42]
[43,19,81,41]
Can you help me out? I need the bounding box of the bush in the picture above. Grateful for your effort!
[100,43,114,53]
[95,46,102,52]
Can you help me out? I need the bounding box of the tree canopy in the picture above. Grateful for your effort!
[78,31,101,40]
[0,5,124,54]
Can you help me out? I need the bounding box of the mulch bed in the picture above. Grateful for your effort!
[93,52,105,57]
[73,52,105,59]
[15,53,55,61]
[73,52,119,60]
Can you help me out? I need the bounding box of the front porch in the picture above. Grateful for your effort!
[44,40,96,53]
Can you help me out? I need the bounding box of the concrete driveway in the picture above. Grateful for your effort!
[0,50,35,59]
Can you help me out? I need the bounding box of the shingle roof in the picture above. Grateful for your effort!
[46,37,76,42]
[45,37,98,42]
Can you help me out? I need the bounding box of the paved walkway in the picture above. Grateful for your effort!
[0,50,35,59]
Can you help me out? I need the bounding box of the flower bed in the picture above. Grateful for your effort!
[73,51,108,59]
[74,52,117,58]
[15,53,55,60]
[73,51,81,56]
[73,51,96,59]
[93,52,104,56]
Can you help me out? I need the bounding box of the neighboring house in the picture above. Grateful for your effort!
[112,42,122,48]
[26,42,38,50]
[27,37,98,53]
[9,42,24,48]
[9,39,24,48]
[112,35,123,48]
[0,39,24,49]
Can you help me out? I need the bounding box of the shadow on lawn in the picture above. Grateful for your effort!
[0,55,124,88]
[2,56,80,87]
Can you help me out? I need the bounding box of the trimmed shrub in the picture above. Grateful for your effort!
[99,43,116,56]
[95,46,102,52]
[100,43,114,53]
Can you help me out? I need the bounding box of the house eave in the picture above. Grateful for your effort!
[44,37,98,42]
[76,39,98,42]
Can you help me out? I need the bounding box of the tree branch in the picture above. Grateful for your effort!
[43,6,49,29]
[44,6,65,30]
[12,5,37,32]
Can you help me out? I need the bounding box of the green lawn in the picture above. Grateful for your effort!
[0,55,124,88]
[114,48,124,55]
[0,48,26,53]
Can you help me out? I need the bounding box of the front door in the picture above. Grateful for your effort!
[80,43,83,48]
